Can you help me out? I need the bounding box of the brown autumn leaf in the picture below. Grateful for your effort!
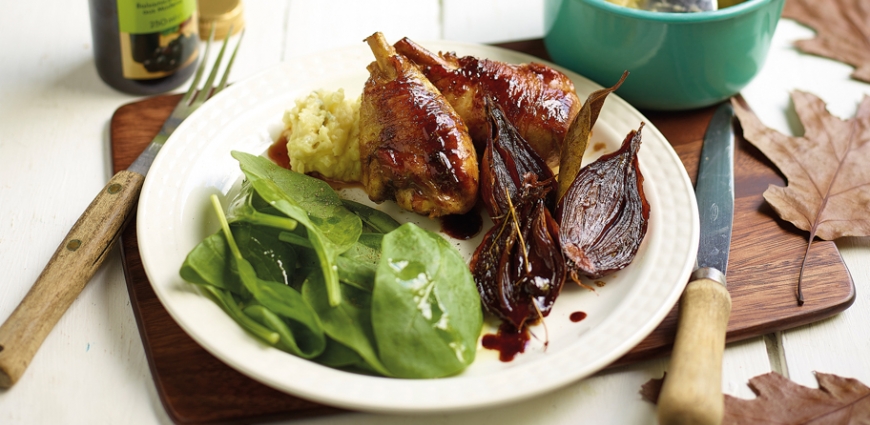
[782,0,870,84]
[639,373,665,403]
[731,92,870,305]
[641,371,870,424]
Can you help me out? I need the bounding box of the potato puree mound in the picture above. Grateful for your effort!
[282,88,361,182]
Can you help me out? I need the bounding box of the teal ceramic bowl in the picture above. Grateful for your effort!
[544,0,785,110]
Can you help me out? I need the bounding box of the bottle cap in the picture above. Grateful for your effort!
[198,0,245,40]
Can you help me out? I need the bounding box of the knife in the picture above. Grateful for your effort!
[658,103,735,425]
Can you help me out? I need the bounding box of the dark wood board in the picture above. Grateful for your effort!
[110,39,854,424]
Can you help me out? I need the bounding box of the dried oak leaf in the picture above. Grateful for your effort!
[782,0,870,84]
[731,92,870,305]
[640,372,870,425]
[782,0,870,83]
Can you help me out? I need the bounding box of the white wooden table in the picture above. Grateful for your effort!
[1,1,867,423]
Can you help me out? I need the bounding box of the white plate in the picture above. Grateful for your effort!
[136,41,699,413]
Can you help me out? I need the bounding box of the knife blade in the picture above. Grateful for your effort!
[658,103,735,425]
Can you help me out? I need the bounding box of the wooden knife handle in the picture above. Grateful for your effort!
[657,273,732,425]
[0,170,144,388]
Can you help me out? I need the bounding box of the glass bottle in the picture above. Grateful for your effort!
[198,0,245,41]
[88,0,200,95]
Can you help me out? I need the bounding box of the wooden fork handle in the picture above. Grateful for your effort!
[0,170,144,388]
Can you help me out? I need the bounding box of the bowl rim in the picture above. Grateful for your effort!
[577,0,777,22]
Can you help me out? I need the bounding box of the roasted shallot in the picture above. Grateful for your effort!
[556,125,650,280]
[471,99,566,330]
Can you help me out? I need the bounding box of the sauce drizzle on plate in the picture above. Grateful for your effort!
[569,311,588,322]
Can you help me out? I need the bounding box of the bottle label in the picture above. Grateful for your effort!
[116,0,198,80]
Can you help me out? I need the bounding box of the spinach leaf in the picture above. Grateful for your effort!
[372,223,483,378]
[242,303,324,358]
[180,230,244,295]
[313,337,366,369]
[232,151,347,219]
[249,278,326,357]
[341,200,401,233]
[232,151,360,252]
[302,271,392,377]
[280,232,383,292]
[356,233,385,251]
[250,177,343,299]
[233,152,362,306]
[226,181,300,234]
[334,233,383,292]
[197,284,279,345]
[181,155,487,379]
[232,222,297,287]
[277,230,312,249]
[180,221,299,296]
[191,195,326,358]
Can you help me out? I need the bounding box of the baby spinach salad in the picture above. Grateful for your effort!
[180,152,483,378]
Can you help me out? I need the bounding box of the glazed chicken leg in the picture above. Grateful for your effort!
[394,37,582,168]
[359,32,479,217]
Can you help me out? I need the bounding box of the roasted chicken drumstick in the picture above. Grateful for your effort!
[394,37,582,167]
[359,32,479,217]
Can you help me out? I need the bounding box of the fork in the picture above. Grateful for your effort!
[0,28,244,388]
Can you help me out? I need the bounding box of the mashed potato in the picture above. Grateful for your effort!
[282,88,361,182]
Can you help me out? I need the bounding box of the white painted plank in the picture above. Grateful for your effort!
[224,0,290,82]
[0,1,287,423]
[781,237,870,387]
[739,20,869,134]
[0,1,162,422]
[178,0,288,90]
[443,0,545,43]
[282,0,441,59]
[721,338,773,399]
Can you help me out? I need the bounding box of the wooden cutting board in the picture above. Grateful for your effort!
[110,39,854,424]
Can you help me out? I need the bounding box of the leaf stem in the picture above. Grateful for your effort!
[797,237,811,306]
[278,231,314,248]
[797,118,858,306]
[211,195,243,261]
[248,211,298,232]
[504,187,531,274]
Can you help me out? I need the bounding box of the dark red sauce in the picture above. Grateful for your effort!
[481,321,530,362]
[439,204,483,239]
[569,311,588,322]
[267,135,290,169]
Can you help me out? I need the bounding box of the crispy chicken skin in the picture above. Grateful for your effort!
[394,37,582,168]
[359,32,479,217]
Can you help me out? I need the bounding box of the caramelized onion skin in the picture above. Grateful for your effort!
[471,99,566,329]
[512,200,565,320]
[556,124,650,280]
[479,98,556,219]
[472,195,565,329]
